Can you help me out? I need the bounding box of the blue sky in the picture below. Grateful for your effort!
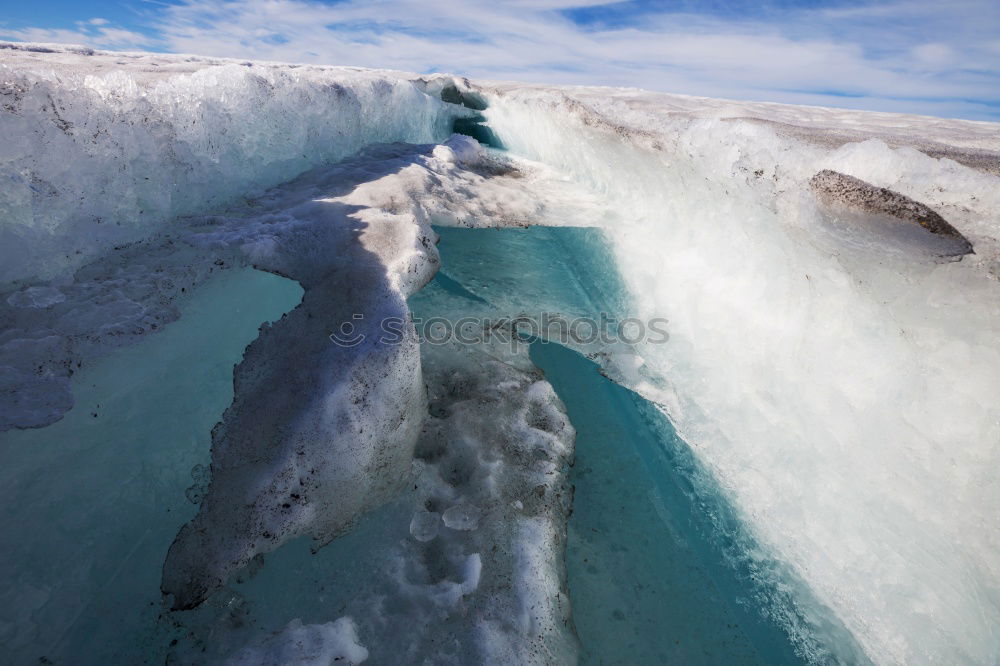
[2,1,999,121]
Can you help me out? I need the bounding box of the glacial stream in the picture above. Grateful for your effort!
[0,175,857,665]
[429,225,820,664]
[0,224,849,665]
[3,40,999,664]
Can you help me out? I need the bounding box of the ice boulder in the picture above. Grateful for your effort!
[809,169,974,256]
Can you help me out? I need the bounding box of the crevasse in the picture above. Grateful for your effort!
[2,43,1000,666]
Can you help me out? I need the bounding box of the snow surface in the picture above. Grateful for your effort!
[3,41,1000,665]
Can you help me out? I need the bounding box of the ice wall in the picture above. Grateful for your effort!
[0,42,467,286]
[0,43,478,432]
[484,89,1000,664]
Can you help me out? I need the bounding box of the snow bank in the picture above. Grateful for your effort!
[484,87,1000,664]
[0,42,467,286]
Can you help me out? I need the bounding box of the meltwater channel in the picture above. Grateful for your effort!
[0,224,858,664]
[425,225,857,664]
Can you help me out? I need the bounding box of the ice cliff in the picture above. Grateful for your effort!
[0,42,467,288]
[483,85,1000,664]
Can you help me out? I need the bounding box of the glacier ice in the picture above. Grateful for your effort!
[484,86,1000,664]
[428,224,865,664]
[0,42,468,287]
[408,509,442,542]
[161,138,464,609]
[440,503,483,531]
[152,127,593,627]
[3,41,1000,666]
[809,169,973,256]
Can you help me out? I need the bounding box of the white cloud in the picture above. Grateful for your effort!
[2,0,998,120]
[4,19,151,50]
[911,43,955,69]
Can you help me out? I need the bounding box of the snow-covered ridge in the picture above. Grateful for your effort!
[0,41,469,286]
[482,81,1000,172]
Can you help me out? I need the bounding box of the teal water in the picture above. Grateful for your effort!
[0,224,851,664]
[531,341,804,665]
[431,225,814,665]
[0,268,302,665]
